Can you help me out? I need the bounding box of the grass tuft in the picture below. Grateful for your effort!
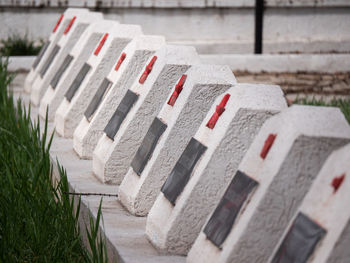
[0,58,108,262]
[0,34,43,56]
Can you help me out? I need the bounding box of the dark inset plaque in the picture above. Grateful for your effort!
[50,55,73,90]
[39,44,60,78]
[64,63,91,102]
[32,41,50,70]
[104,90,138,140]
[161,138,207,205]
[271,212,326,263]
[203,170,258,248]
[131,118,167,175]
[84,78,112,121]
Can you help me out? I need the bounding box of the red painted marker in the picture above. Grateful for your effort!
[53,14,64,33]
[139,56,157,84]
[206,94,230,129]
[94,33,109,56]
[260,133,277,159]
[64,16,76,35]
[332,173,345,193]
[115,52,126,71]
[167,74,187,106]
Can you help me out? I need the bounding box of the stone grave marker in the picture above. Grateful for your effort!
[187,105,350,263]
[145,84,287,255]
[53,24,142,138]
[73,35,165,159]
[37,20,124,121]
[92,45,200,184]
[118,64,236,216]
[30,11,103,105]
[269,143,350,263]
[24,8,90,93]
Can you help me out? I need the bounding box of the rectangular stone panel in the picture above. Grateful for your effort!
[64,63,91,102]
[271,212,326,263]
[50,55,73,90]
[39,44,60,78]
[32,41,50,70]
[203,170,258,248]
[131,117,167,176]
[84,78,113,121]
[161,137,207,205]
[104,89,138,140]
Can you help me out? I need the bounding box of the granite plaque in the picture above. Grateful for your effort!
[65,63,91,102]
[271,212,326,263]
[84,78,112,121]
[104,90,138,140]
[131,117,167,175]
[39,44,60,78]
[203,170,258,248]
[161,137,207,205]
[50,55,73,90]
[32,41,50,70]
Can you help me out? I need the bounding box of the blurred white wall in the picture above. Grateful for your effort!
[0,0,349,54]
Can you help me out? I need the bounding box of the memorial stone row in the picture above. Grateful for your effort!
[25,8,350,263]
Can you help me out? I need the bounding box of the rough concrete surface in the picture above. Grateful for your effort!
[268,143,350,263]
[73,35,165,159]
[30,12,103,105]
[38,20,117,121]
[146,84,287,255]
[23,8,84,92]
[187,105,350,263]
[118,64,236,216]
[29,20,87,99]
[92,45,200,184]
[54,24,141,138]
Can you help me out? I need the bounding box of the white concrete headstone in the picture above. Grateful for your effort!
[73,35,166,159]
[93,45,200,184]
[54,24,142,138]
[119,64,237,216]
[146,84,287,255]
[30,11,104,105]
[268,143,350,263]
[38,20,121,121]
[187,105,350,263]
[24,8,90,93]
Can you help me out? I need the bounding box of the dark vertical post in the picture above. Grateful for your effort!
[255,0,264,54]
